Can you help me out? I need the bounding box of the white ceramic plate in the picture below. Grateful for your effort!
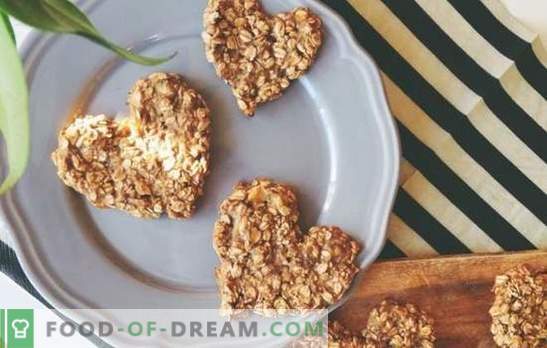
[1,0,399,345]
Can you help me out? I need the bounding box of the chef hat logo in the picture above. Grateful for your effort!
[11,319,30,339]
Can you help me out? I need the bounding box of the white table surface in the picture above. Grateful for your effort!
[1,2,545,347]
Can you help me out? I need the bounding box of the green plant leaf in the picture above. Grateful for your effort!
[0,14,29,194]
[0,11,15,44]
[0,0,174,66]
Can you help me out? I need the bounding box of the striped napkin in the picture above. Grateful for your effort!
[1,0,545,301]
[322,0,546,259]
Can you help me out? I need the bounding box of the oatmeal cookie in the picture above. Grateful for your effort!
[52,73,211,219]
[328,321,366,348]
[489,265,546,348]
[213,179,360,314]
[363,300,435,348]
[326,300,436,348]
[203,0,323,116]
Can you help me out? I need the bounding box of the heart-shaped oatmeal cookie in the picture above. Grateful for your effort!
[327,301,436,348]
[203,0,323,116]
[213,179,360,314]
[51,73,211,219]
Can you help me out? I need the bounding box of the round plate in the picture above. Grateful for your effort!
[1,0,399,344]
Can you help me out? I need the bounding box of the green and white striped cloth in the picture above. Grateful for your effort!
[0,0,546,300]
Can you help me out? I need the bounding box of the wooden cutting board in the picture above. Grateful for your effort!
[331,250,546,348]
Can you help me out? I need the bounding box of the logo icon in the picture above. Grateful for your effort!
[1,309,34,348]
[10,320,30,339]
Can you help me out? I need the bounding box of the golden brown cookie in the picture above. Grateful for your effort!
[52,73,211,219]
[328,321,366,348]
[203,0,323,116]
[213,179,360,315]
[489,265,546,348]
[326,301,435,348]
[364,300,436,348]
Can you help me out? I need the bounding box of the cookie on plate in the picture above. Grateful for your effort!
[52,73,211,219]
[203,0,323,116]
[213,179,360,314]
